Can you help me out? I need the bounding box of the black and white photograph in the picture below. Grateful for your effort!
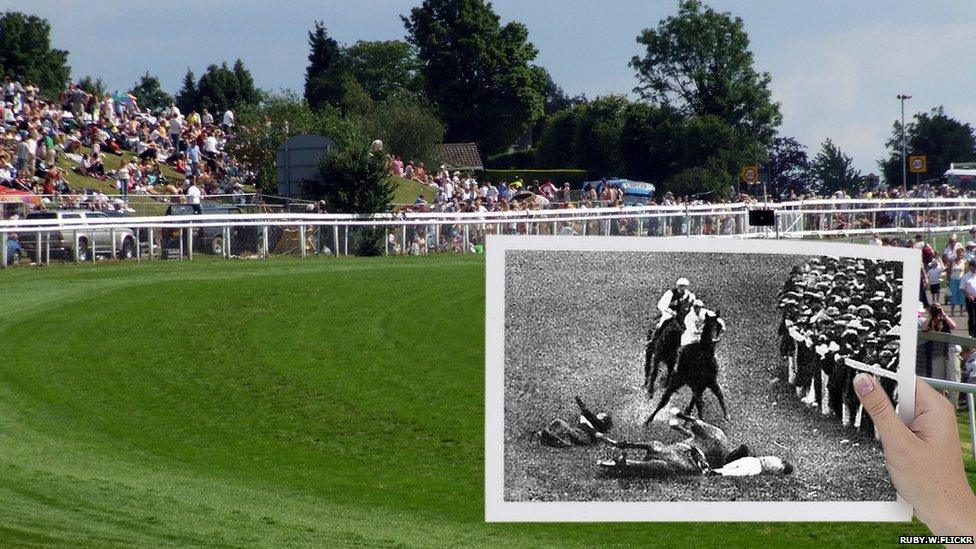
[485,236,920,522]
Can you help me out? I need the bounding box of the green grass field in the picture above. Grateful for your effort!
[0,256,972,546]
[391,176,436,205]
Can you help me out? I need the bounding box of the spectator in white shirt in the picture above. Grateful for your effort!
[222,109,234,130]
[927,259,944,305]
[186,180,202,205]
[960,260,976,337]
[168,116,183,151]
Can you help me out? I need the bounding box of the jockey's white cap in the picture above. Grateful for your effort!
[693,299,704,306]
[676,277,690,286]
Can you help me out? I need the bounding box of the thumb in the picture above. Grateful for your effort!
[852,373,910,446]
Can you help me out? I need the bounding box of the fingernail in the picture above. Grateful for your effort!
[853,373,874,396]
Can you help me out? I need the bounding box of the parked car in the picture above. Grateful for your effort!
[19,210,137,262]
[5,235,22,266]
[161,203,259,256]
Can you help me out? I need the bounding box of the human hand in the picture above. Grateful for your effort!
[853,374,976,536]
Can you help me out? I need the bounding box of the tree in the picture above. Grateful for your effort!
[571,95,629,176]
[0,12,70,98]
[304,21,344,110]
[530,65,584,117]
[129,72,172,113]
[879,106,976,187]
[765,136,813,197]
[618,102,684,183]
[175,69,197,113]
[307,141,394,256]
[306,141,395,215]
[666,166,730,199]
[185,60,261,114]
[403,0,544,155]
[233,58,260,105]
[630,0,780,143]
[535,109,580,168]
[354,96,445,166]
[533,96,627,174]
[811,139,862,195]
[229,92,357,194]
[342,40,422,102]
[529,65,586,142]
[78,75,105,97]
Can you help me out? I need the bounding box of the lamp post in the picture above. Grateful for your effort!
[896,94,912,195]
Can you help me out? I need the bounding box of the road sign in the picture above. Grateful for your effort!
[741,165,759,184]
[909,155,927,173]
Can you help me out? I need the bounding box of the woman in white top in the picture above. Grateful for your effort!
[949,247,967,316]
[944,233,962,265]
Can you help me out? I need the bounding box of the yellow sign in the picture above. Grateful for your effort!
[741,165,759,184]
[909,155,927,173]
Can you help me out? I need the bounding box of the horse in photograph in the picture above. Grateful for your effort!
[643,299,693,398]
[646,311,730,424]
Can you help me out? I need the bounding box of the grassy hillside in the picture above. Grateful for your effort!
[391,176,436,205]
[54,146,186,195]
[0,256,968,546]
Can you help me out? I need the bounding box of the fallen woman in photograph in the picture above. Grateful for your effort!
[596,409,788,478]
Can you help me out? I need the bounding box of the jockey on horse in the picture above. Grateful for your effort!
[644,278,697,395]
[681,299,727,348]
[655,278,697,336]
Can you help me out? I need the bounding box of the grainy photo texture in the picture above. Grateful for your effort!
[486,237,919,521]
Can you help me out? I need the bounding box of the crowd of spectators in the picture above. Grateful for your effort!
[778,256,903,434]
[864,230,975,405]
[387,153,976,232]
[1,77,249,214]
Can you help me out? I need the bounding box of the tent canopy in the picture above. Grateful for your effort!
[0,187,40,205]
[582,178,656,196]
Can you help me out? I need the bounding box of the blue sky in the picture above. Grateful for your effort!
[9,0,976,175]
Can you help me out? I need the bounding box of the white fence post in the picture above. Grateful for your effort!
[300,224,307,258]
[969,393,976,461]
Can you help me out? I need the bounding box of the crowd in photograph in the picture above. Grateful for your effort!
[1,78,249,213]
[779,246,976,423]
[778,256,903,436]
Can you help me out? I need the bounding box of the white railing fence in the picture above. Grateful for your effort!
[1,197,975,266]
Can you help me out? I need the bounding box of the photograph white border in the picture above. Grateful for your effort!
[485,235,919,522]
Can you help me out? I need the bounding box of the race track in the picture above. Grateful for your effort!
[503,249,896,502]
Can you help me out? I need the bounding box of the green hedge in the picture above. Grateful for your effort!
[486,149,537,169]
[481,169,588,189]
